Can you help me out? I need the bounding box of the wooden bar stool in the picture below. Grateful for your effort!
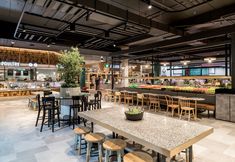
[84,133,105,162]
[123,151,153,162]
[125,92,134,106]
[74,126,90,155]
[103,139,126,162]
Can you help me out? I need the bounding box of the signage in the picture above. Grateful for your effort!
[0,61,20,67]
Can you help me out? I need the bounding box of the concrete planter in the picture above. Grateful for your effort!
[60,87,81,97]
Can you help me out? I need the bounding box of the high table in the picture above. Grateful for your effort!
[78,108,213,162]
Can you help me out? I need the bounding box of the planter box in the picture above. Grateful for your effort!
[60,87,81,97]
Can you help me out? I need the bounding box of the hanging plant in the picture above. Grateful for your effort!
[57,47,84,88]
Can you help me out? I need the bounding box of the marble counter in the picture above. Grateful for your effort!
[78,107,213,158]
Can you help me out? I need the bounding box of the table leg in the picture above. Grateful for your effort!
[91,122,94,132]
[194,101,197,120]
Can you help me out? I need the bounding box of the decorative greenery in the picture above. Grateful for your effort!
[126,107,143,115]
[57,47,84,88]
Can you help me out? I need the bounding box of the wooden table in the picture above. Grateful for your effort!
[78,108,213,162]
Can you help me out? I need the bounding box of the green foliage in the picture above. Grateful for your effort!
[57,47,84,88]
[129,83,138,88]
[126,107,142,114]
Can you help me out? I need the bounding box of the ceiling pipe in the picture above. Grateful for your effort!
[13,0,28,39]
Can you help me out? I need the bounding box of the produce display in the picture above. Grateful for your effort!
[128,83,219,94]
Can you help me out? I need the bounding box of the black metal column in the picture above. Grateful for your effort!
[111,57,114,90]
[151,56,154,84]
[231,34,235,89]
[170,62,172,77]
[225,45,228,76]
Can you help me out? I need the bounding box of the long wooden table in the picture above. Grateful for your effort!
[78,107,213,162]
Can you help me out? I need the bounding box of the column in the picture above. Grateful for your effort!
[80,62,86,89]
[231,34,235,89]
[121,59,129,87]
[153,61,161,77]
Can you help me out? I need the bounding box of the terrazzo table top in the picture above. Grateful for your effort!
[78,107,213,158]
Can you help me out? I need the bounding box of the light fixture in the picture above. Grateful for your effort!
[180,60,190,65]
[160,62,169,67]
[100,56,104,62]
[22,25,26,32]
[145,65,149,68]
[69,23,76,31]
[47,44,50,48]
[204,57,216,63]
[113,44,116,47]
[11,41,15,45]
[148,4,152,9]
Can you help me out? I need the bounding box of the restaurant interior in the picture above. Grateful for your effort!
[1,0,235,162]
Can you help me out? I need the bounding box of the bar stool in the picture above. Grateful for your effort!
[103,139,126,162]
[123,151,154,162]
[114,92,121,104]
[84,133,105,162]
[74,126,90,155]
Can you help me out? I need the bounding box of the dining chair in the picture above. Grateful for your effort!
[125,92,134,106]
[148,94,161,112]
[165,95,180,117]
[114,91,121,104]
[137,93,144,107]
[179,98,195,121]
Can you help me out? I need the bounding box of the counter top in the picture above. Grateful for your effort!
[78,107,213,157]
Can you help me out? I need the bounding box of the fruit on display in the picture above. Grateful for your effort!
[130,84,218,94]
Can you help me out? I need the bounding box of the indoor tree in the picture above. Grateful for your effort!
[57,47,84,88]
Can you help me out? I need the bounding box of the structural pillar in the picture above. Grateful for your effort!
[231,34,235,89]
[111,57,114,89]
[153,62,161,77]
[80,62,86,89]
[121,59,129,87]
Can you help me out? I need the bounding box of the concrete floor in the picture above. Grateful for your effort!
[0,98,235,162]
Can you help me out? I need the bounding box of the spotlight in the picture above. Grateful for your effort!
[11,41,15,45]
[148,4,152,9]
[47,44,50,48]
[113,44,116,47]
[180,60,190,65]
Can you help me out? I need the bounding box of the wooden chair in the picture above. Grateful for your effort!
[165,95,180,117]
[107,90,114,102]
[179,98,195,121]
[123,151,153,162]
[137,94,144,107]
[103,139,126,162]
[125,92,134,106]
[114,91,121,104]
[148,94,161,112]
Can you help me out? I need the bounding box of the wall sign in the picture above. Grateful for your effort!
[0,61,20,67]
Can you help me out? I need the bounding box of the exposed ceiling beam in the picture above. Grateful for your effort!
[172,3,235,27]
[111,24,235,57]
[127,40,231,60]
[58,0,183,36]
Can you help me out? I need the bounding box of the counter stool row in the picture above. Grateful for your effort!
[74,126,154,162]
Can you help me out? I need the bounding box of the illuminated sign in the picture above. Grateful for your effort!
[0,61,20,67]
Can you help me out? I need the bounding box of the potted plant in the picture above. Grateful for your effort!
[125,107,144,121]
[57,47,84,97]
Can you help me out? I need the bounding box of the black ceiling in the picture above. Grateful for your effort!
[0,0,234,62]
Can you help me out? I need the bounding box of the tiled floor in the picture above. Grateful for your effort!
[0,98,235,162]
